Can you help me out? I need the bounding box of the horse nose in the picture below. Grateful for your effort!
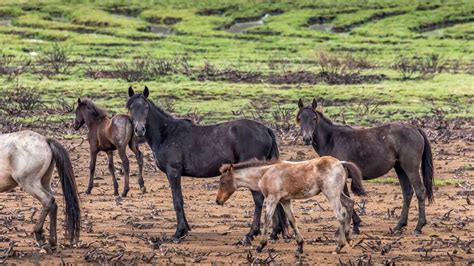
[303,135,312,145]
[134,126,146,137]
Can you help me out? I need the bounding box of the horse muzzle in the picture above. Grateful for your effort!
[303,136,312,145]
[134,125,146,137]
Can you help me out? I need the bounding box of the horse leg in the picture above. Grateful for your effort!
[106,151,119,196]
[393,164,414,232]
[166,167,189,242]
[41,162,58,248]
[86,150,98,194]
[23,183,54,249]
[280,200,304,253]
[118,148,130,197]
[242,191,263,245]
[328,194,348,254]
[404,167,427,234]
[340,193,354,245]
[343,184,361,234]
[256,197,277,253]
[129,141,146,193]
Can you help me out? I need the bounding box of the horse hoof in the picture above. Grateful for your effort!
[349,240,354,247]
[414,229,422,235]
[121,191,128,197]
[256,247,263,253]
[85,189,92,195]
[352,228,360,235]
[140,187,147,194]
[242,237,252,246]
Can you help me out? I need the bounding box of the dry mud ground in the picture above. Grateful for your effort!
[0,136,473,265]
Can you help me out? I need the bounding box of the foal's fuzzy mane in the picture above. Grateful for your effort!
[220,159,280,173]
[79,99,108,119]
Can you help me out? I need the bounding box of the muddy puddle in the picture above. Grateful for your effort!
[226,14,271,33]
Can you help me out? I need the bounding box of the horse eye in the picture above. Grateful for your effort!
[313,117,317,121]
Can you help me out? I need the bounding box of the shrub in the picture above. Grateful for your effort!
[39,42,76,76]
[392,53,446,80]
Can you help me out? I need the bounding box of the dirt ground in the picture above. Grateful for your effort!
[0,135,473,264]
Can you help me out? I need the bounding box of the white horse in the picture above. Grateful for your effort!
[0,130,81,249]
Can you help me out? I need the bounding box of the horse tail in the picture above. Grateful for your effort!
[418,128,434,203]
[267,128,280,160]
[341,161,366,196]
[47,139,81,244]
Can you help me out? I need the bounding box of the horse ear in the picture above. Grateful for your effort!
[128,86,134,97]
[298,98,304,109]
[312,98,318,109]
[77,98,81,105]
[143,86,149,98]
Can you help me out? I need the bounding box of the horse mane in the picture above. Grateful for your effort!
[220,159,280,173]
[80,99,107,119]
[316,110,353,129]
[127,93,174,120]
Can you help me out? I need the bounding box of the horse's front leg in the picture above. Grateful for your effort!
[166,167,190,242]
[86,150,98,194]
[256,197,277,253]
[243,191,264,245]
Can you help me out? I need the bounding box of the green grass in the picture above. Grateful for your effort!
[0,0,472,127]
[367,177,464,187]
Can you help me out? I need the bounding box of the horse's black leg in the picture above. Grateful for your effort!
[48,198,58,247]
[86,150,98,194]
[166,167,189,242]
[106,151,119,196]
[405,168,427,234]
[244,191,263,245]
[269,204,286,240]
[394,164,414,232]
[343,184,361,234]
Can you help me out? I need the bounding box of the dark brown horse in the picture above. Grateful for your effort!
[74,98,145,197]
[296,99,434,234]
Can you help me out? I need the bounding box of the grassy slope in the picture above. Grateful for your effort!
[0,0,472,125]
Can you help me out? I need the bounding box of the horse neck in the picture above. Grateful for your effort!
[233,166,271,191]
[313,115,342,153]
[145,103,175,144]
[84,112,107,129]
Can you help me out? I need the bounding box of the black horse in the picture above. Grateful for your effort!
[126,86,288,243]
[297,99,434,235]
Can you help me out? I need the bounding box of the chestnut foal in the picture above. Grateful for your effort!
[216,156,366,254]
[74,98,145,197]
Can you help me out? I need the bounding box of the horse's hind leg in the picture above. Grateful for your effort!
[129,140,145,193]
[41,162,58,247]
[327,194,348,254]
[394,163,414,232]
[340,193,354,244]
[280,200,304,253]
[403,165,427,234]
[256,197,278,253]
[23,181,54,248]
[118,147,130,197]
[343,184,361,234]
[106,151,119,196]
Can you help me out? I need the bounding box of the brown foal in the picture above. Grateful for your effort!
[74,98,145,197]
[216,156,366,254]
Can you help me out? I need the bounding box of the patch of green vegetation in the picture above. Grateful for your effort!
[0,0,471,128]
[367,177,464,187]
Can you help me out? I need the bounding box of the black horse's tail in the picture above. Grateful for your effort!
[418,128,434,203]
[341,161,366,196]
[47,139,81,245]
[266,128,288,238]
[267,128,280,160]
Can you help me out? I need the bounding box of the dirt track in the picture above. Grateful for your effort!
[0,136,473,264]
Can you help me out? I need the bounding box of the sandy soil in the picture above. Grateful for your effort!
[0,136,473,264]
